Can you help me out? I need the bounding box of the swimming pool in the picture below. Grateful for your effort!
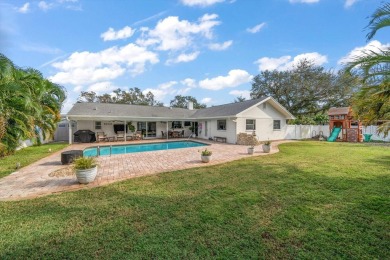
[83,141,208,157]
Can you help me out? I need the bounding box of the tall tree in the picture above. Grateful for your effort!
[345,2,390,136]
[0,53,66,156]
[169,95,206,109]
[78,88,163,106]
[233,96,246,103]
[251,59,358,116]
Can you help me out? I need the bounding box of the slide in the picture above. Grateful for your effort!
[327,127,341,142]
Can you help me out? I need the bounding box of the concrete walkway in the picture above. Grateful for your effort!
[0,139,292,201]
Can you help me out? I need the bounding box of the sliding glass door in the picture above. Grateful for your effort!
[137,122,156,138]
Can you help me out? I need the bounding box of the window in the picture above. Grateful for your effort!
[205,121,208,136]
[172,121,182,128]
[273,120,281,130]
[95,121,102,130]
[217,120,226,130]
[184,121,191,126]
[246,119,256,130]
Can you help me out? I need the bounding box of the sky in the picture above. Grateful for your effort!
[1,0,389,113]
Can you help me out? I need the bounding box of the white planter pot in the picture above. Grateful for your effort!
[201,155,211,163]
[75,166,97,184]
[247,147,254,154]
[262,144,271,153]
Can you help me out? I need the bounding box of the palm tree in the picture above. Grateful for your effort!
[366,2,390,40]
[345,3,390,137]
[0,53,66,155]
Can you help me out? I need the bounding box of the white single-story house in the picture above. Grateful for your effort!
[64,97,295,144]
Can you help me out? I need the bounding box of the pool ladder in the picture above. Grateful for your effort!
[97,145,113,157]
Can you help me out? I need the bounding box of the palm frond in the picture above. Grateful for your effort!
[366,2,390,40]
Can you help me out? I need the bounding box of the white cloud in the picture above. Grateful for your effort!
[289,0,319,3]
[101,26,135,41]
[199,69,253,90]
[201,97,212,104]
[87,81,118,93]
[338,40,390,65]
[137,14,221,51]
[208,40,232,51]
[246,22,266,34]
[73,85,83,93]
[344,0,358,8]
[255,52,328,71]
[180,0,225,7]
[181,78,196,88]
[159,81,178,89]
[166,51,200,64]
[38,1,54,11]
[17,2,30,13]
[50,43,159,85]
[229,90,251,99]
[143,81,179,101]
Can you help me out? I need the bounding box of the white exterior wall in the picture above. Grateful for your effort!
[196,119,236,143]
[72,120,195,140]
[237,102,289,141]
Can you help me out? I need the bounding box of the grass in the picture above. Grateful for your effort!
[0,142,68,178]
[0,141,389,258]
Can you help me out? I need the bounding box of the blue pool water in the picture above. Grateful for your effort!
[83,141,208,157]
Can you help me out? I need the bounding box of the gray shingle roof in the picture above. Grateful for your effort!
[67,97,270,119]
[190,97,268,118]
[67,103,196,119]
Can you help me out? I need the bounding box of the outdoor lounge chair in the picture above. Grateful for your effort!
[96,132,107,142]
[133,131,142,140]
[116,131,125,141]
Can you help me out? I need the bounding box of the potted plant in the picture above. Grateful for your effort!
[247,145,255,155]
[262,140,271,153]
[127,122,135,133]
[73,156,98,184]
[200,148,212,163]
[247,131,258,154]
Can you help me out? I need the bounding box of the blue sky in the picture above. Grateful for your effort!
[1,0,389,112]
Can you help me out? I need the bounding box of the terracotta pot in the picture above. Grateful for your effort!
[75,166,97,184]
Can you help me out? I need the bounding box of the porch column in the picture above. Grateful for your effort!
[166,121,169,140]
[124,121,127,141]
[68,119,72,144]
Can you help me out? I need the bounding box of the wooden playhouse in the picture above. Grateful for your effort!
[327,107,363,142]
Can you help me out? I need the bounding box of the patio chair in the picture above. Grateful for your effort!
[180,130,185,138]
[96,132,107,142]
[116,131,125,141]
[133,131,142,140]
[161,131,167,138]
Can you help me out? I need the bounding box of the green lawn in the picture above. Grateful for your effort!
[0,142,68,178]
[0,142,389,258]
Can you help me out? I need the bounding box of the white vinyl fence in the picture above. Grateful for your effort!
[285,125,389,142]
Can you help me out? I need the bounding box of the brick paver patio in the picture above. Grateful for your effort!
[0,139,292,201]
